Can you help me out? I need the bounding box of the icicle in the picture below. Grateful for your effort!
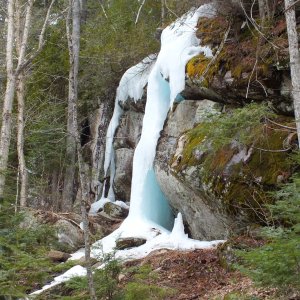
[101,55,156,202]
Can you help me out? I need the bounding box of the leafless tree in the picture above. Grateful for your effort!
[284,0,300,145]
[66,0,96,297]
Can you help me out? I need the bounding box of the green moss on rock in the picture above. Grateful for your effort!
[171,105,295,221]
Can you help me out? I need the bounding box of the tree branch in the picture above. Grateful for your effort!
[135,0,146,25]
[16,0,56,74]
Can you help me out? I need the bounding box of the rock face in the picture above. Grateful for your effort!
[114,148,135,201]
[112,98,145,201]
[155,165,230,240]
[155,99,294,240]
[155,100,231,240]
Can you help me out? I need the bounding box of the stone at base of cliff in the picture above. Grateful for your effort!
[154,165,231,240]
[48,250,71,262]
[103,202,129,219]
[115,237,147,250]
[55,219,84,251]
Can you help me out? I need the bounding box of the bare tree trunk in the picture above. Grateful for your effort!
[66,0,96,297]
[81,0,88,23]
[285,0,300,146]
[16,72,28,207]
[258,0,270,21]
[0,0,16,200]
[78,142,97,300]
[62,0,79,212]
[51,169,59,211]
[62,131,76,211]
[161,0,165,26]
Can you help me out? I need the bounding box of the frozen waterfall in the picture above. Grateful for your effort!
[31,4,225,294]
[88,3,223,253]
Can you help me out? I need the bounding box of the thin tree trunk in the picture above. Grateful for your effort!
[66,0,96,297]
[161,0,165,26]
[285,0,300,146]
[78,142,97,300]
[51,169,59,211]
[258,0,270,21]
[0,0,16,200]
[62,0,79,212]
[16,72,28,207]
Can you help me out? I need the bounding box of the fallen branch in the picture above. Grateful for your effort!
[251,145,291,152]
[265,117,297,131]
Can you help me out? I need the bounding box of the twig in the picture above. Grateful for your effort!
[16,0,57,74]
[284,0,300,12]
[246,58,258,98]
[239,0,280,49]
[135,0,146,25]
[252,145,291,152]
[265,117,297,131]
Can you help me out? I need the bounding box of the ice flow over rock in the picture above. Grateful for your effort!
[31,4,224,295]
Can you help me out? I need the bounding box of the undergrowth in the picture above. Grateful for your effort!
[59,257,174,300]
[0,206,72,298]
[236,162,300,295]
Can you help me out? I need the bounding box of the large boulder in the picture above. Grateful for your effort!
[155,100,295,239]
[54,219,84,251]
[155,164,231,240]
[103,202,129,219]
[155,99,229,240]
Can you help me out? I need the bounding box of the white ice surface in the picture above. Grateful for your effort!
[102,55,156,201]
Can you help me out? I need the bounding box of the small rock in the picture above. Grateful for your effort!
[74,256,98,267]
[115,237,147,250]
[92,261,103,269]
[48,250,71,262]
[103,202,129,219]
[118,273,126,282]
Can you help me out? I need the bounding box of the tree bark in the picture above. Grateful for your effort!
[285,0,300,146]
[0,0,16,200]
[16,72,28,207]
[66,0,96,297]
[161,0,165,26]
[258,0,271,21]
[62,0,80,212]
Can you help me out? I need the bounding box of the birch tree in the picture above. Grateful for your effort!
[66,0,96,297]
[284,0,300,145]
[0,0,55,203]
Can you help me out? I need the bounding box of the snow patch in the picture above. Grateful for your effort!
[30,265,86,296]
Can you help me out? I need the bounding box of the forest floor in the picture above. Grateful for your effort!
[121,247,280,300]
